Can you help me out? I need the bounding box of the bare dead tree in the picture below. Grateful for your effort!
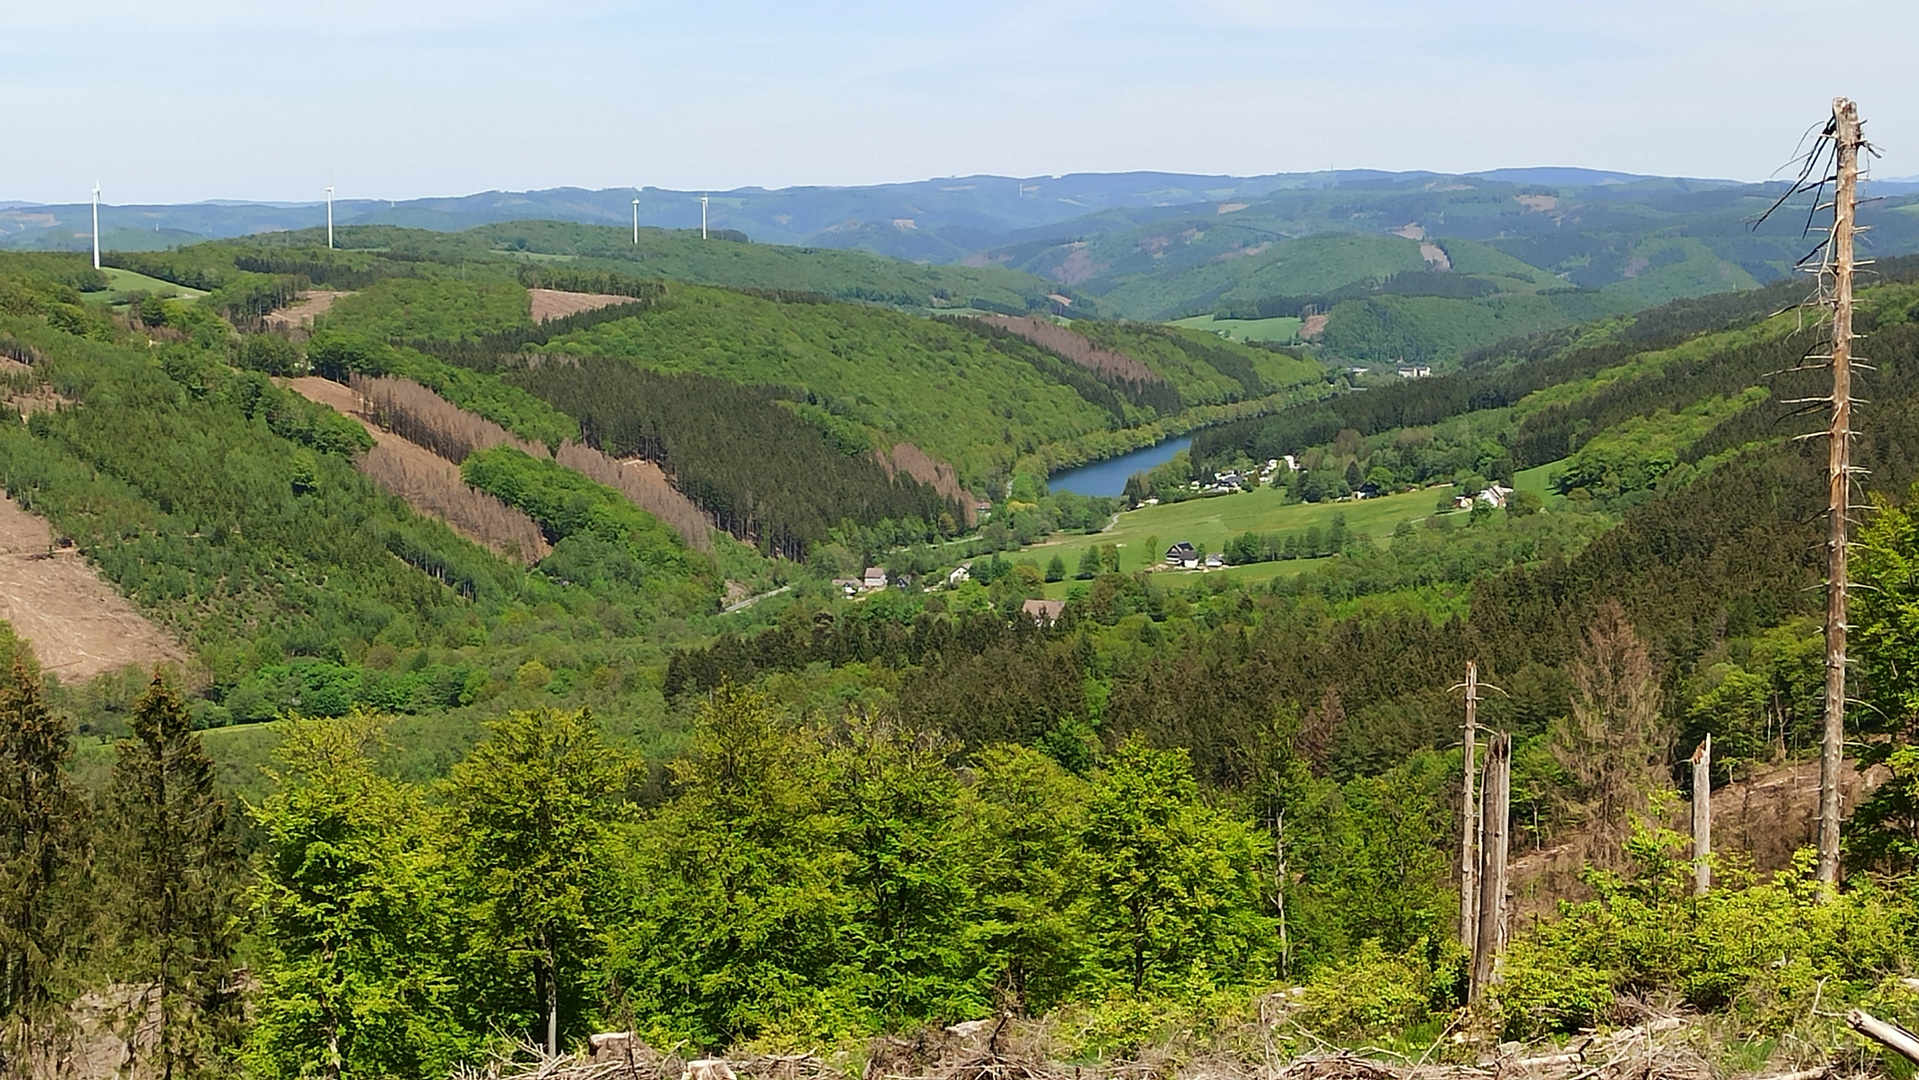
[1469,731,1511,1002]
[1456,661,1481,958]
[555,440,717,552]
[351,375,550,465]
[980,316,1166,386]
[1691,734,1711,896]
[360,443,552,564]
[1755,98,1878,887]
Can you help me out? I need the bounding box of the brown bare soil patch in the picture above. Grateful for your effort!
[0,497,184,682]
[1420,241,1451,270]
[281,377,553,564]
[1394,223,1426,240]
[1299,313,1331,339]
[262,290,354,330]
[981,315,1164,388]
[1215,202,1249,214]
[1213,242,1271,263]
[1516,193,1560,212]
[1048,246,1101,286]
[876,442,976,527]
[1509,758,1885,920]
[529,288,634,323]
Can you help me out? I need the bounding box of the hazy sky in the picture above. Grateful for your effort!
[7,0,1917,204]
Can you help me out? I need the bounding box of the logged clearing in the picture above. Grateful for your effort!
[0,497,183,682]
[529,287,634,322]
[262,289,354,330]
[282,377,553,563]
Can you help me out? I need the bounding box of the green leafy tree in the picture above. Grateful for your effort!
[445,708,637,1055]
[961,745,1090,1013]
[1044,554,1066,583]
[616,685,844,1046]
[246,713,466,1080]
[824,716,979,1024]
[1080,737,1275,994]
[0,657,90,1070]
[98,676,241,1080]
[1075,547,1101,580]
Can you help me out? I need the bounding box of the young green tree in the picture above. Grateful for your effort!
[446,708,637,1056]
[1075,546,1101,580]
[0,657,90,1070]
[1081,737,1276,994]
[99,676,241,1080]
[616,684,843,1046]
[246,713,466,1080]
[1044,553,1067,583]
[960,745,1090,1013]
[824,715,978,1025]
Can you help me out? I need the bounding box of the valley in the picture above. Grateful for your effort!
[6,157,1919,1080]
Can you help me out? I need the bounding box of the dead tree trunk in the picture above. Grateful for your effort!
[1850,1009,1919,1065]
[1470,732,1511,1002]
[1819,97,1863,888]
[1459,660,1480,957]
[1692,734,1711,896]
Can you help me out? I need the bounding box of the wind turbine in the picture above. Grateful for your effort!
[700,193,708,240]
[91,183,101,270]
[632,195,640,245]
[326,185,335,249]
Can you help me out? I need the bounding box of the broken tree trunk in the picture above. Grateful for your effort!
[1692,734,1711,896]
[1850,1009,1919,1065]
[1460,660,1480,957]
[1819,97,1862,887]
[1470,731,1511,1001]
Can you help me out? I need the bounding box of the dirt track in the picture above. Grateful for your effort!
[529,288,633,323]
[0,497,184,682]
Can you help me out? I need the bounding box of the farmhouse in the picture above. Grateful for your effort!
[862,567,888,591]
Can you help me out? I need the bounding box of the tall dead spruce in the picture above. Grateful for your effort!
[1758,97,1875,886]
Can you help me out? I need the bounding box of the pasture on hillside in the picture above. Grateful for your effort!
[1169,314,1301,343]
[1023,482,1454,575]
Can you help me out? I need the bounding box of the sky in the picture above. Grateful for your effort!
[6,0,1919,205]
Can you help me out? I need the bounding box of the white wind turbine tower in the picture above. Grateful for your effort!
[700,193,708,239]
[91,183,101,270]
[633,195,640,245]
[326,185,335,249]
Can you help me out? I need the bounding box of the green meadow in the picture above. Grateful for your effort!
[1169,313,1302,343]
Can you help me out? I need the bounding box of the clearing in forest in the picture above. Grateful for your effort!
[262,290,355,330]
[281,377,553,563]
[529,288,634,322]
[0,496,184,682]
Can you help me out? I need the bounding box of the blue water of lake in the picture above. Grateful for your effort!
[1048,436,1193,497]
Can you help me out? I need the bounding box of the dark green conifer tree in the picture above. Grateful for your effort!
[99,676,241,1080]
[0,657,90,1069]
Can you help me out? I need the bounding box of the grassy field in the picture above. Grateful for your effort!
[1169,314,1302,343]
[1024,482,1455,575]
[88,267,207,301]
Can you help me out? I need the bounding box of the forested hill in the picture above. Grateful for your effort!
[11,216,1919,1075]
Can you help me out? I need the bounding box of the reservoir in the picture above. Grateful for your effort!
[1048,436,1193,497]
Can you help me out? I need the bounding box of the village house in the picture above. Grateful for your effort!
[862,566,888,591]
[946,564,971,588]
[1453,484,1514,511]
[1021,598,1065,626]
[1164,542,1199,569]
[832,578,862,596]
